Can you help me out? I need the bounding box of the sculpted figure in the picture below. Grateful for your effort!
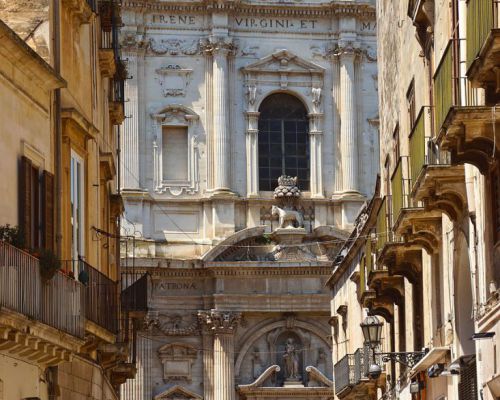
[283,338,300,379]
[271,205,304,229]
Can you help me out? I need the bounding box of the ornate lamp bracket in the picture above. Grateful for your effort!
[378,351,426,368]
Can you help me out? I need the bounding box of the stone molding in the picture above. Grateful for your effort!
[122,1,376,20]
[157,342,198,382]
[151,104,200,196]
[200,36,238,56]
[155,64,193,97]
[198,310,242,334]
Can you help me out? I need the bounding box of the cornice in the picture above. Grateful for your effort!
[122,1,376,19]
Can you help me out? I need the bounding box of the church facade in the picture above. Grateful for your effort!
[119,0,378,398]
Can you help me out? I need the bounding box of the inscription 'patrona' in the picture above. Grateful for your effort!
[157,282,197,290]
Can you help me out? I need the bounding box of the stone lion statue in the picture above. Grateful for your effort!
[271,205,304,229]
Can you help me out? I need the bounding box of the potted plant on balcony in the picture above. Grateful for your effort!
[0,224,25,249]
[35,247,61,282]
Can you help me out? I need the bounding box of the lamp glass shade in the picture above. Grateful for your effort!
[361,315,383,345]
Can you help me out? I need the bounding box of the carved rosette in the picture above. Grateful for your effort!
[198,310,242,335]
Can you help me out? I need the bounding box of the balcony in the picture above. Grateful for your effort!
[409,107,467,221]
[391,157,442,254]
[109,74,125,125]
[0,241,85,365]
[466,0,500,90]
[98,0,120,77]
[435,40,500,174]
[334,347,385,399]
[62,258,118,336]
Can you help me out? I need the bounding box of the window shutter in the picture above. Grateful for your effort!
[42,170,55,251]
[19,156,33,248]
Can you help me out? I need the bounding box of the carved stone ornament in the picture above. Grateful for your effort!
[151,105,200,196]
[273,175,301,209]
[143,312,200,336]
[199,36,238,55]
[157,343,198,382]
[153,385,203,400]
[197,310,242,334]
[155,64,193,97]
[148,37,200,55]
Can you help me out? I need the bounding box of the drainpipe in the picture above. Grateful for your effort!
[53,0,62,260]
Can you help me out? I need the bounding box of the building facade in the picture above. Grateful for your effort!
[328,1,500,400]
[119,0,378,399]
[0,0,135,398]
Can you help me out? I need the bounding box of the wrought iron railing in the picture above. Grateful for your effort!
[391,157,413,226]
[434,40,481,133]
[0,241,85,338]
[466,0,499,70]
[61,258,118,333]
[110,76,125,105]
[353,347,366,383]
[334,353,356,394]
[99,0,120,51]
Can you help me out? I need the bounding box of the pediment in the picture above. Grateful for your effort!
[154,385,203,400]
[242,50,325,75]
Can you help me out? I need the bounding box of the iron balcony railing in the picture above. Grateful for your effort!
[408,107,451,192]
[466,0,500,70]
[62,258,118,334]
[0,241,85,338]
[110,76,125,106]
[334,353,356,394]
[434,40,481,133]
[99,0,120,52]
[391,157,414,227]
[335,347,385,394]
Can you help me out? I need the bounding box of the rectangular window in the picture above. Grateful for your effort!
[19,156,54,250]
[162,126,188,181]
[392,124,400,162]
[407,81,416,131]
[70,152,85,264]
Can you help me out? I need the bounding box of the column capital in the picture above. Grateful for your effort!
[331,41,362,60]
[200,36,238,56]
[198,310,242,334]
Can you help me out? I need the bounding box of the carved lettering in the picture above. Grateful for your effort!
[360,21,377,31]
[234,17,319,30]
[157,282,197,290]
[152,14,198,25]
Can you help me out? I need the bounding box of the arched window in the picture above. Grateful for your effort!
[258,93,309,191]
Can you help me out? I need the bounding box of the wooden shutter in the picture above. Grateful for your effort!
[19,156,33,248]
[42,171,55,251]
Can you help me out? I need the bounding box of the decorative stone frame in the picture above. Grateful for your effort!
[157,342,198,382]
[155,64,193,97]
[151,105,200,196]
[241,50,325,198]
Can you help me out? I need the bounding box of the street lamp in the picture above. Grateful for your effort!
[360,315,427,380]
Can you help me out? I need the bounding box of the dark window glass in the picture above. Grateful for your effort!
[258,93,309,191]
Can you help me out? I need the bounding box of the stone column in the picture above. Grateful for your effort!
[199,310,241,400]
[309,111,324,198]
[245,111,259,196]
[199,317,215,400]
[339,43,360,193]
[205,37,236,194]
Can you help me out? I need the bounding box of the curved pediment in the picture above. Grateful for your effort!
[242,49,325,75]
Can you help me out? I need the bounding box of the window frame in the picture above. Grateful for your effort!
[70,150,85,264]
[257,94,310,192]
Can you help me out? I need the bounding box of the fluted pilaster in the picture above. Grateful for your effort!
[198,310,241,400]
[202,36,237,193]
[246,111,259,196]
[339,44,360,193]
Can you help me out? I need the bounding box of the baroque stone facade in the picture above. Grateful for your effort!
[120,0,378,398]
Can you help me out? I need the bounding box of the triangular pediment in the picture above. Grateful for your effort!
[154,385,203,400]
[242,50,325,74]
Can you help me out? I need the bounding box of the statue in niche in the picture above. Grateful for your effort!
[283,338,300,379]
